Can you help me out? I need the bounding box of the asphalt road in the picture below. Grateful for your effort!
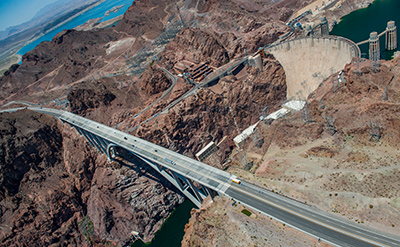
[3,106,400,247]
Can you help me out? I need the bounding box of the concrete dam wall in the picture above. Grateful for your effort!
[267,36,360,99]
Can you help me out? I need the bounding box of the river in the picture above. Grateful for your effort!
[17,0,134,56]
[131,200,195,247]
[330,0,400,60]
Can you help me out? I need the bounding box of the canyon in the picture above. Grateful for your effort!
[1,0,398,246]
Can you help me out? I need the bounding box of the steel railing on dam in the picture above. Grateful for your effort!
[2,107,400,247]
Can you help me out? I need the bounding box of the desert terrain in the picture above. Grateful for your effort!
[1,0,398,246]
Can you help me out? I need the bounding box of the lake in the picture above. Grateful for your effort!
[330,0,400,60]
[17,0,134,56]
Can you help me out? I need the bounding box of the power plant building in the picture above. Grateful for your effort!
[195,141,218,161]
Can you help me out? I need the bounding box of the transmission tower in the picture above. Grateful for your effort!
[302,101,313,123]
[323,114,337,136]
[382,87,388,101]
[240,150,253,171]
[369,120,381,142]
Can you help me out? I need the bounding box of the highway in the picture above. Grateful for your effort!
[3,106,400,247]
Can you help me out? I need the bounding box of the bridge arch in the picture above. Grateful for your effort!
[106,143,120,161]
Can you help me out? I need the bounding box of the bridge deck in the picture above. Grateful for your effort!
[8,105,399,247]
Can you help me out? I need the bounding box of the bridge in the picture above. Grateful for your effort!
[3,106,400,247]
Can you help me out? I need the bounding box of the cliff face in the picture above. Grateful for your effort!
[140,66,172,96]
[0,110,184,246]
[133,58,286,163]
[0,0,317,245]
[0,110,90,246]
[225,58,400,238]
[165,28,230,67]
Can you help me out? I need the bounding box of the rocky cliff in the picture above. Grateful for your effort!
[0,110,184,246]
[225,57,400,238]
[0,110,90,246]
[1,0,361,245]
[182,196,329,247]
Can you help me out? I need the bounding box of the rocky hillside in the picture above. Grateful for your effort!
[2,0,387,246]
[0,110,184,246]
[224,57,400,239]
[182,197,329,247]
[0,110,89,245]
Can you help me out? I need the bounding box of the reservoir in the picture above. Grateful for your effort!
[330,0,400,60]
[131,200,195,247]
[17,0,134,56]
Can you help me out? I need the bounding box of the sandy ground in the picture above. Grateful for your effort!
[183,196,333,247]
[228,130,400,236]
[0,54,21,75]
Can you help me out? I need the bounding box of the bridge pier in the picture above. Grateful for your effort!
[89,133,106,153]
[386,21,397,50]
[81,129,105,153]
[106,144,118,161]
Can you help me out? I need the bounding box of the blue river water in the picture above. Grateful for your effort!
[330,0,400,60]
[17,0,134,55]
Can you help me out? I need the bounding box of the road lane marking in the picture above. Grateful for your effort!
[30,107,399,247]
[229,184,392,247]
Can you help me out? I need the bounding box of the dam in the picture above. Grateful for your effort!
[266,36,360,100]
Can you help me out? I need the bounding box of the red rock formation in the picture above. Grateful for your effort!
[68,83,116,116]
[0,110,184,246]
[140,66,172,96]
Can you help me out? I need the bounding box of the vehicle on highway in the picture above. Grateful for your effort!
[232,178,241,184]
[164,158,175,165]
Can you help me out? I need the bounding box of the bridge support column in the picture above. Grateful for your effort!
[92,134,109,152]
[80,129,104,153]
[201,184,214,200]
[171,171,186,191]
[88,132,107,154]
[187,179,203,203]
